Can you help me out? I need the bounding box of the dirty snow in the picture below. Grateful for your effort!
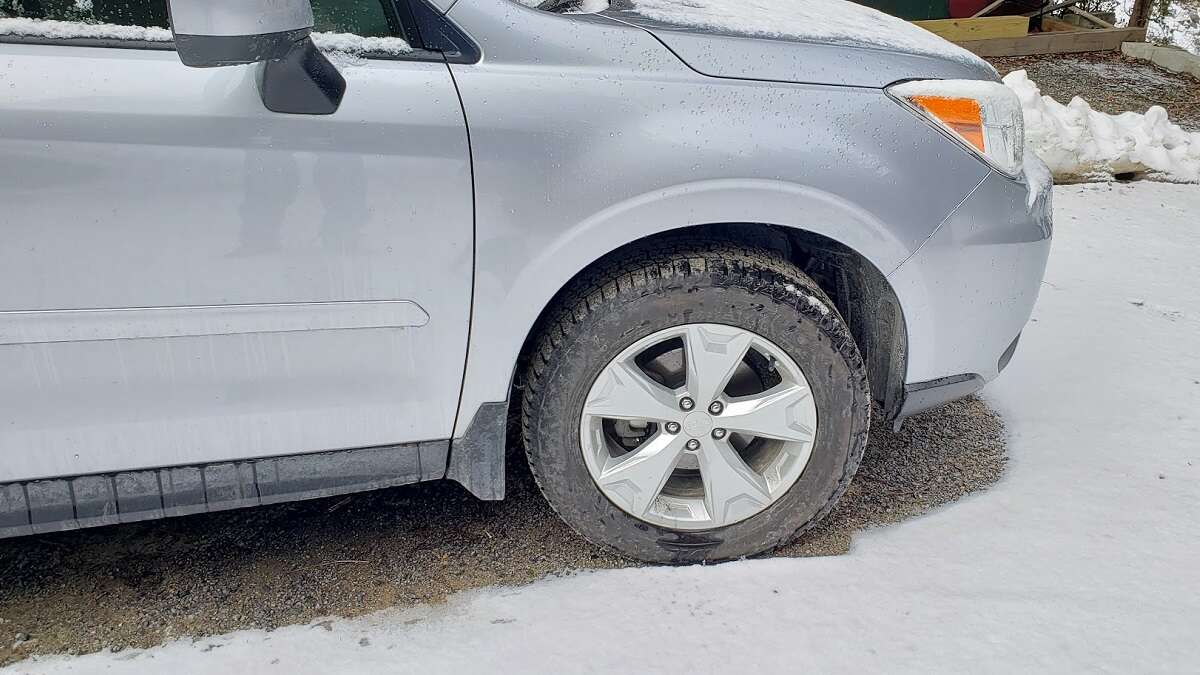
[11,182,1200,674]
[0,18,410,55]
[1006,69,1200,182]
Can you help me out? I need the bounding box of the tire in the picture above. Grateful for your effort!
[521,240,871,564]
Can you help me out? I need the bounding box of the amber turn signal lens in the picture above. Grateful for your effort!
[907,95,986,154]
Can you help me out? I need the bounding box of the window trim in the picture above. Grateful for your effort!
[0,32,447,61]
[0,0,479,63]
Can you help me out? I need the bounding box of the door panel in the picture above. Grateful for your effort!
[0,44,473,482]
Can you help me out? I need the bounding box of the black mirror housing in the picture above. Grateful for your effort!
[258,39,347,116]
[166,0,344,116]
[174,29,313,68]
[166,0,314,67]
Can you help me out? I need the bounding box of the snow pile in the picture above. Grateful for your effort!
[1005,69,1200,182]
[0,18,410,55]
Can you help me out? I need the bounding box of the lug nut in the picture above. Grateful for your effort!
[665,422,681,434]
[712,428,727,440]
[686,439,701,451]
[708,401,724,415]
[679,397,695,411]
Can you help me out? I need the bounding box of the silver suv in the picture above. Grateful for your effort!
[0,0,1051,562]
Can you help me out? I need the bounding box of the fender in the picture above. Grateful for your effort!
[447,179,914,499]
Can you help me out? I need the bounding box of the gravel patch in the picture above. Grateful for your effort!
[990,51,1200,131]
[0,397,1005,666]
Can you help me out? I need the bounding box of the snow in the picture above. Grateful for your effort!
[890,76,1018,113]
[625,0,984,67]
[309,32,411,56]
[1022,151,1053,208]
[890,78,1024,175]
[0,18,410,55]
[11,182,1200,673]
[0,17,170,42]
[515,0,985,67]
[1005,69,1200,182]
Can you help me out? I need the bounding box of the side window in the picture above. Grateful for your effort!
[2,0,169,27]
[313,0,396,38]
[1,0,399,38]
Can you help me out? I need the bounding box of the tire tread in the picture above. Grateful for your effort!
[521,239,871,562]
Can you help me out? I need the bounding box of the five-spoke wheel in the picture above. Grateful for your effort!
[522,242,870,563]
[580,323,818,529]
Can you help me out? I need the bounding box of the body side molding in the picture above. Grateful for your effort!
[0,440,448,539]
[0,300,429,345]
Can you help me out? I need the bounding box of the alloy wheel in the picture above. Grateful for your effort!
[579,323,819,530]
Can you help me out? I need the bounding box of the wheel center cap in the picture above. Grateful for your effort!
[682,412,714,438]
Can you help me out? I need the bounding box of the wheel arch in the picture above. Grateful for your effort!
[447,181,913,500]
[512,222,909,419]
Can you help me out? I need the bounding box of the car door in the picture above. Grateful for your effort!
[0,0,473,486]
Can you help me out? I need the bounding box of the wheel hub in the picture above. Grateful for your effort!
[579,323,819,530]
[681,411,714,438]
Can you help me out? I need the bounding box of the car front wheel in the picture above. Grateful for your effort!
[521,241,871,563]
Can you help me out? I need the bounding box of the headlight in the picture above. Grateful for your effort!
[887,79,1024,177]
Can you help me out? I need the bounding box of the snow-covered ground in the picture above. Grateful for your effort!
[9,182,1198,674]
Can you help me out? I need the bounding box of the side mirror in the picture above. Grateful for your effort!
[166,0,345,115]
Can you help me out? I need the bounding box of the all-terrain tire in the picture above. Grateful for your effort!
[521,240,871,564]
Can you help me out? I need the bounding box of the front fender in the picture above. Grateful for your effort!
[455,178,910,439]
[443,6,992,497]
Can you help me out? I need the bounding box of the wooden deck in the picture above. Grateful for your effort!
[909,14,1148,57]
[957,26,1148,56]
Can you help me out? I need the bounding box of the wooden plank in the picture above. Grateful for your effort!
[1041,17,1079,31]
[1026,0,1084,19]
[957,26,1147,56]
[913,16,1030,41]
[970,0,1007,18]
[913,16,1031,41]
[1067,5,1115,28]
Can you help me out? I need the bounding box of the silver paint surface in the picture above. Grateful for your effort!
[0,300,428,345]
[0,0,1050,494]
[167,0,315,37]
[0,47,472,481]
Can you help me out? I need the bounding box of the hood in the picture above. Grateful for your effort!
[601,0,998,88]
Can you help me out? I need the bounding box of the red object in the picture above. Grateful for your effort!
[949,0,991,17]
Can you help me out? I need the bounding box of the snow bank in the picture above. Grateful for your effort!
[1005,69,1200,182]
[0,18,410,55]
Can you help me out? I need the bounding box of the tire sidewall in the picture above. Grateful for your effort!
[526,262,870,563]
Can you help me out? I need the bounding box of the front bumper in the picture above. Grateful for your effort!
[888,160,1053,420]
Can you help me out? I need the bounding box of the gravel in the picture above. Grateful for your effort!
[0,397,1004,665]
[989,51,1200,132]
